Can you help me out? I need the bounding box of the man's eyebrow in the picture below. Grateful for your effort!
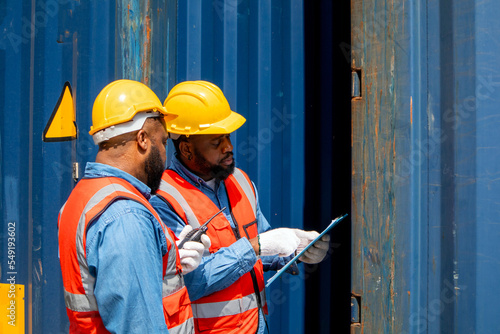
[211,134,225,141]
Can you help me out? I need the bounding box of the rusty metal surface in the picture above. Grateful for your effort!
[352,0,500,333]
[351,0,411,333]
[116,0,176,96]
[116,0,153,83]
[351,323,362,334]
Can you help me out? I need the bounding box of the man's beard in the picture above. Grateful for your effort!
[145,145,165,194]
[193,148,235,181]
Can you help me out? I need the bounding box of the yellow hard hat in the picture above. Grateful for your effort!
[89,79,177,143]
[164,80,245,136]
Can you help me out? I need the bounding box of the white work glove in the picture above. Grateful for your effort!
[258,228,301,257]
[293,229,330,264]
[176,225,211,275]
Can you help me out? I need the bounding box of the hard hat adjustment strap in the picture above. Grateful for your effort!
[92,111,161,145]
[169,133,181,140]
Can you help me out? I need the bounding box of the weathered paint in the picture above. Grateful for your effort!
[117,0,153,84]
[116,0,177,96]
[352,0,500,332]
[1,1,175,332]
[351,0,410,332]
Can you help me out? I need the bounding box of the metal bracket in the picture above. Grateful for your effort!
[351,293,361,324]
[351,68,362,99]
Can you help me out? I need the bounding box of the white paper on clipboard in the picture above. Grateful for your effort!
[265,214,348,288]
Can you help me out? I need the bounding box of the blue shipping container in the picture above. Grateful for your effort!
[351,0,500,333]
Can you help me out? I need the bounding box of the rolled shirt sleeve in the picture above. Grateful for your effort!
[85,200,169,334]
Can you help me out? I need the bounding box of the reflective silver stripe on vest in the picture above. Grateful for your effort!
[261,288,267,307]
[161,217,180,279]
[162,274,184,297]
[159,179,201,227]
[59,202,67,220]
[192,290,266,319]
[64,290,98,312]
[231,168,256,216]
[58,202,67,258]
[63,183,158,312]
[169,317,195,334]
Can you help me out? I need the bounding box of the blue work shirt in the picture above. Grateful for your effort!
[83,162,170,334]
[150,155,297,334]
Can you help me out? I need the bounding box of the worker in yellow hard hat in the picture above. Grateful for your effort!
[150,80,331,334]
[58,79,209,334]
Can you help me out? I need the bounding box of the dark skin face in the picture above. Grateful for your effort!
[178,134,234,181]
[96,117,168,193]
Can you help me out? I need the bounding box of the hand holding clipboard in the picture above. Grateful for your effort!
[265,214,348,288]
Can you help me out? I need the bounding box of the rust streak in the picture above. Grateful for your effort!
[390,227,396,324]
[142,11,152,85]
[410,96,413,125]
[393,131,396,159]
[362,176,369,207]
[385,215,390,239]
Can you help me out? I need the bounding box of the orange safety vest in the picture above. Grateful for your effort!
[58,176,194,334]
[156,168,267,334]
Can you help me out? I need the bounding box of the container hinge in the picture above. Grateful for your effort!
[72,162,80,182]
[351,293,361,324]
[351,68,362,98]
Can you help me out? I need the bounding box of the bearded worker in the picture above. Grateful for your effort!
[58,80,209,333]
[150,80,331,333]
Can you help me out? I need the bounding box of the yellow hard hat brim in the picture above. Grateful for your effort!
[168,110,246,135]
[163,113,178,124]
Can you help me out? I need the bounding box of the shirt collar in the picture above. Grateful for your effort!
[84,162,153,199]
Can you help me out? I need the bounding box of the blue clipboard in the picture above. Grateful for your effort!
[265,214,348,288]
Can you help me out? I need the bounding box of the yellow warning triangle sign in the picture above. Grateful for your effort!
[43,82,78,142]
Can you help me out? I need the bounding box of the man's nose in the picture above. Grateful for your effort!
[221,136,233,153]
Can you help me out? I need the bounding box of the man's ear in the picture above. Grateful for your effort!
[136,129,149,151]
[179,140,192,160]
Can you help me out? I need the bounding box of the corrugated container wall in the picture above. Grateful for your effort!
[0,0,305,333]
[351,0,500,333]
